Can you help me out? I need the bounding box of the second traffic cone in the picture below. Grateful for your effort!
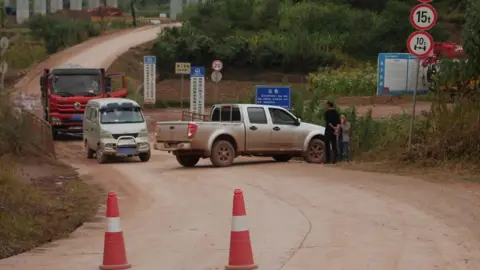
[100,192,131,270]
[225,189,258,270]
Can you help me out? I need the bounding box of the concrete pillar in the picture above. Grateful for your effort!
[70,0,82,10]
[16,0,29,24]
[4,0,10,7]
[170,0,182,20]
[34,0,47,15]
[88,0,99,9]
[58,0,63,10]
[50,0,60,12]
[106,0,116,7]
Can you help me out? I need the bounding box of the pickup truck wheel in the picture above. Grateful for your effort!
[176,155,200,167]
[210,140,235,167]
[304,138,325,164]
[139,151,151,162]
[273,155,292,162]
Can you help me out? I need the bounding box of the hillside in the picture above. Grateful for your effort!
[150,0,465,75]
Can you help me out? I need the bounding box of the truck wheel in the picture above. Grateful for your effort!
[96,146,107,164]
[139,151,151,162]
[303,138,325,164]
[85,141,94,159]
[176,155,200,167]
[210,140,235,167]
[273,155,292,162]
[51,128,58,140]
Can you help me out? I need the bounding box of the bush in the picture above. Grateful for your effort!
[307,65,377,96]
[5,37,47,69]
[153,0,453,73]
[28,15,100,54]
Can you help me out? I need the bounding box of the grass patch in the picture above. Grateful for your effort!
[0,157,99,259]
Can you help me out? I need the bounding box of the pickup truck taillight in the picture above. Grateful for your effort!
[187,123,198,139]
[154,122,159,136]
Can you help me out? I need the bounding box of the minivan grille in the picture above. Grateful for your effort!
[112,133,138,139]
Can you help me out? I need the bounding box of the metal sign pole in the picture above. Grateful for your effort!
[180,74,184,109]
[408,58,420,151]
[215,81,219,102]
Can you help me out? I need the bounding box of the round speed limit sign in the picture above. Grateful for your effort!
[407,31,434,58]
[212,60,223,72]
[410,4,437,31]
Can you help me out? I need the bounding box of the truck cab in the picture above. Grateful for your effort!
[40,67,127,138]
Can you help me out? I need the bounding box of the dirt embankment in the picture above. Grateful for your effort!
[109,44,432,119]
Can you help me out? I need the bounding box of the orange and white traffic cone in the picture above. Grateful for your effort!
[99,192,131,270]
[225,189,258,270]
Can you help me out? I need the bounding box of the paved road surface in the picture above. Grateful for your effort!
[2,24,480,270]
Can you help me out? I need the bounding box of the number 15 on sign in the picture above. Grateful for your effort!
[407,31,433,58]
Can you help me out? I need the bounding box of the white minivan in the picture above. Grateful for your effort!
[83,98,151,163]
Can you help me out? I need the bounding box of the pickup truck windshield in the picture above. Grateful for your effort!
[100,107,144,124]
[52,74,101,96]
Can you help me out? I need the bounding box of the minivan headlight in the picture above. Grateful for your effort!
[138,129,148,137]
[100,130,113,139]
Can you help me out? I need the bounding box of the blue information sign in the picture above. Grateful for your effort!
[143,56,156,65]
[190,66,205,77]
[255,85,291,110]
[377,53,429,95]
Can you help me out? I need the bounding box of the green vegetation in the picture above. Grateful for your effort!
[28,15,100,54]
[152,0,458,73]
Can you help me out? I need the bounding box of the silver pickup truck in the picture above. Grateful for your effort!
[154,104,326,167]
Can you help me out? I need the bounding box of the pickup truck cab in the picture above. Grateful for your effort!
[154,104,326,167]
[83,98,151,163]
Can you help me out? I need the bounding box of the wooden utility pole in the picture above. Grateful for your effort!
[130,0,137,27]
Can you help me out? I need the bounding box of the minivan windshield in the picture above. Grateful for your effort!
[100,107,144,124]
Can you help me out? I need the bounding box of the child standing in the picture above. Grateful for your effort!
[340,114,351,162]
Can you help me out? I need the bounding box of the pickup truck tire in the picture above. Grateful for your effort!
[176,155,200,167]
[210,140,235,167]
[273,155,292,162]
[303,138,325,164]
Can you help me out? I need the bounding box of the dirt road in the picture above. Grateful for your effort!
[2,24,480,270]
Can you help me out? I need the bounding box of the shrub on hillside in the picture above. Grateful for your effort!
[28,15,100,54]
[154,0,452,73]
[308,65,377,96]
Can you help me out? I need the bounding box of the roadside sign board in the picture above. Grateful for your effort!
[211,71,222,83]
[190,66,205,116]
[407,31,434,57]
[211,60,223,72]
[410,4,437,30]
[377,53,429,95]
[143,56,156,104]
[175,62,191,75]
[255,85,291,110]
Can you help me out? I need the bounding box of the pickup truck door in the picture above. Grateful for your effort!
[244,106,272,151]
[267,107,299,151]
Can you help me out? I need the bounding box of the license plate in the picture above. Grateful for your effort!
[118,147,136,155]
[71,114,83,121]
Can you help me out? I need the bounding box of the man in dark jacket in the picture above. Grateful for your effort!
[323,101,340,164]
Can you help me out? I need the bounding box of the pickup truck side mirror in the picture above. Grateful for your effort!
[295,118,302,126]
[105,76,112,92]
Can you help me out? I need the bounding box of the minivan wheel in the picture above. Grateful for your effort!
[210,140,235,167]
[139,151,151,162]
[96,146,107,164]
[85,141,94,159]
[303,138,325,164]
[176,155,200,167]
